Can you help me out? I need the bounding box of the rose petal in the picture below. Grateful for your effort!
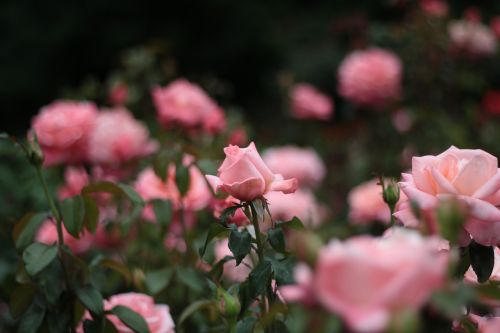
[268,176,298,194]
[473,170,500,199]
[431,167,458,194]
[244,142,276,184]
[205,175,222,193]
[459,195,500,222]
[221,177,266,201]
[400,183,438,209]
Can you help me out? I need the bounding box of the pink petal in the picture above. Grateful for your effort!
[473,170,500,199]
[205,175,222,193]
[221,177,266,201]
[459,195,500,222]
[465,218,500,246]
[400,183,438,209]
[244,142,276,184]
[431,167,458,194]
[268,176,298,194]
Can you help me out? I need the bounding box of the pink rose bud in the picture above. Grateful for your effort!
[289,83,333,121]
[206,142,298,201]
[31,100,98,166]
[77,293,175,333]
[262,146,326,189]
[314,229,448,333]
[88,108,158,166]
[152,78,226,134]
[394,146,500,246]
[338,48,402,107]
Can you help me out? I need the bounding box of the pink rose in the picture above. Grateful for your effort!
[419,0,448,17]
[470,315,500,333]
[314,229,448,333]
[278,263,316,306]
[348,179,404,225]
[262,146,326,189]
[152,78,226,134]
[77,293,174,333]
[395,146,500,246]
[58,167,89,200]
[448,20,497,56]
[266,189,324,228]
[88,108,158,165]
[214,238,252,283]
[31,100,98,166]
[289,83,333,120]
[36,220,94,255]
[206,142,298,201]
[109,82,128,106]
[338,48,402,107]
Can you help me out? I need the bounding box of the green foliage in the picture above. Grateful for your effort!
[22,242,58,276]
[228,226,252,265]
[469,241,494,284]
[110,306,150,333]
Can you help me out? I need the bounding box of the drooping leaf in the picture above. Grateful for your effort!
[23,242,58,276]
[239,260,272,313]
[228,227,252,265]
[469,241,494,283]
[76,284,104,315]
[110,305,150,333]
[61,195,86,238]
[176,164,190,196]
[151,199,173,229]
[199,223,229,258]
[83,195,99,233]
[13,212,48,250]
[144,267,174,294]
[267,228,286,253]
[82,182,144,206]
[277,216,304,230]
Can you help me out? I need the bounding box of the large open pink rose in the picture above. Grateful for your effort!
[206,142,298,201]
[395,146,500,246]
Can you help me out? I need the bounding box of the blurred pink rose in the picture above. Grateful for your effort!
[58,167,89,200]
[290,83,333,120]
[395,146,500,246]
[77,293,174,333]
[88,108,158,165]
[420,0,448,17]
[314,229,448,333]
[109,82,128,106]
[36,220,93,255]
[266,189,324,228]
[448,20,497,56]
[214,238,252,283]
[213,196,249,226]
[228,127,248,146]
[206,142,298,201]
[348,179,392,225]
[262,146,326,189]
[338,48,402,107]
[31,100,98,166]
[482,90,500,115]
[470,315,500,333]
[491,17,500,39]
[152,78,226,134]
[278,263,316,306]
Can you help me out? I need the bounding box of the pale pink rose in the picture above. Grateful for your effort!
[338,48,402,107]
[152,78,226,134]
[290,83,333,120]
[88,108,158,165]
[206,142,298,201]
[470,315,500,333]
[348,179,405,225]
[58,167,89,199]
[394,146,500,246]
[420,0,448,17]
[31,100,98,166]
[214,238,252,283]
[266,189,324,228]
[262,146,326,189]
[491,17,500,39]
[77,293,174,333]
[213,196,249,226]
[278,263,316,306]
[36,220,94,255]
[314,229,448,333]
[448,20,497,56]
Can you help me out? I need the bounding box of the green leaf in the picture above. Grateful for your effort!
[111,305,150,333]
[239,260,272,313]
[176,267,206,292]
[176,164,190,196]
[268,256,294,285]
[13,212,48,250]
[277,216,304,230]
[220,205,242,225]
[82,182,144,206]
[152,199,173,229]
[153,151,171,181]
[18,299,46,333]
[236,317,258,333]
[144,267,174,294]
[268,228,286,253]
[209,255,234,282]
[199,223,229,258]
[23,242,58,276]
[9,284,37,319]
[431,283,475,317]
[476,280,500,300]
[178,299,213,326]
[469,241,494,283]
[61,195,86,238]
[83,195,99,233]
[47,308,72,333]
[228,227,252,265]
[76,284,104,315]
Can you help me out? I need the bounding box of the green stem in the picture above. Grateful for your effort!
[35,167,64,246]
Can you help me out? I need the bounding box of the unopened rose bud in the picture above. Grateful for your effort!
[217,288,240,318]
[27,134,44,167]
[382,178,400,207]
